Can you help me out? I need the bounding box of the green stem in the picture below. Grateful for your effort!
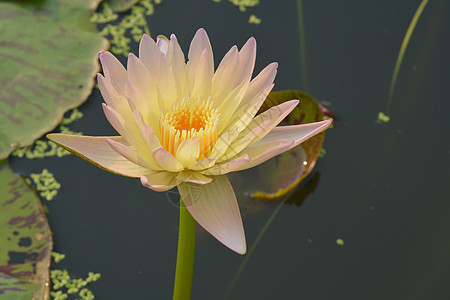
[173,199,196,300]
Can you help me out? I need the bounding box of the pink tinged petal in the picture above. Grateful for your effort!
[178,176,246,254]
[240,99,300,148]
[189,157,218,171]
[156,35,169,54]
[139,34,161,79]
[152,147,184,172]
[141,125,163,150]
[102,104,141,147]
[175,137,200,168]
[235,37,256,86]
[124,81,158,132]
[157,52,178,111]
[208,128,239,159]
[219,119,272,162]
[176,172,212,185]
[140,171,177,192]
[240,62,278,109]
[253,119,334,148]
[212,45,239,99]
[47,134,148,178]
[127,54,158,111]
[99,51,127,93]
[168,34,187,97]
[202,154,250,176]
[188,28,214,74]
[233,140,295,172]
[105,138,160,170]
[217,78,250,134]
[189,49,213,100]
[224,84,274,135]
[97,74,130,115]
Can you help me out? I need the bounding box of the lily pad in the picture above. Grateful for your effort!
[229,90,329,201]
[0,0,109,159]
[0,161,53,299]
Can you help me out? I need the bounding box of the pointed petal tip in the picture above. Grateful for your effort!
[235,243,247,255]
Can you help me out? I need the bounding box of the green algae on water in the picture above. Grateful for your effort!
[93,0,162,56]
[28,169,61,201]
[336,238,345,246]
[248,14,261,24]
[50,253,101,300]
[378,112,390,123]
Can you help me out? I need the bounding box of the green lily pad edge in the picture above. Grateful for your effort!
[0,160,53,300]
[251,89,330,200]
[0,0,109,159]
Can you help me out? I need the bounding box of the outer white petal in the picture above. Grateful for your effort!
[202,154,250,176]
[240,62,278,110]
[152,148,184,172]
[208,128,239,159]
[157,52,178,111]
[178,176,246,254]
[102,104,143,150]
[106,138,160,170]
[212,45,239,99]
[99,51,127,93]
[168,34,186,98]
[175,137,200,168]
[156,35,169,54]
[97,74,130,115]
[232,140,294,172]
[217,79,250,133]
[188,28,214,75]
[139,34,161,80]
[234,99,299,150]
[141,125,163,150]
[189,157,218,171]
[47,134,149,178]
[224,84,274,134]
[235,37,256,87]
[176,172,212,185]
[189,49,213,100]
[218,119,271,162]
[126,54,159,126]
[140,171,177,192]
[252,119,333,148]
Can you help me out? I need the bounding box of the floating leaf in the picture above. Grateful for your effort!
[0,161,53,299]
[229,90,329,201]
[0,0,108,159]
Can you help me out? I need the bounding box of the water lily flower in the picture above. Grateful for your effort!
[48,29,332,254]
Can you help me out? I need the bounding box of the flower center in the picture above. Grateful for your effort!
[159,98,219,160]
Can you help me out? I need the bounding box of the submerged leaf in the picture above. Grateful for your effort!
[0,0,108,159]
[0,161,53,299]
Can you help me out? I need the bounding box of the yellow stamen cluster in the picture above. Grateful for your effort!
[160,98,219,160]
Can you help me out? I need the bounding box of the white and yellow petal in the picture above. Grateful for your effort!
[178,175,246,254]
[47,134,149,178]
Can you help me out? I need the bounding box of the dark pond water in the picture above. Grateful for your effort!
[10,0,450,299]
